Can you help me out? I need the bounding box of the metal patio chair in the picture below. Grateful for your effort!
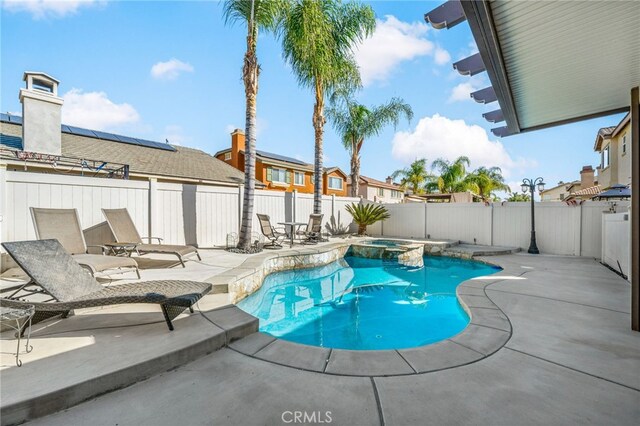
[30,207,140,279]
[296,214,324,244]
[102,208,201,267]
[256,214,287,249]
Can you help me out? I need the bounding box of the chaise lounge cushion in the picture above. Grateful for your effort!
[73,254,138,272]
[135,244,198,256]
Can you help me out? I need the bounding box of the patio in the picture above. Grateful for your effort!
[2,247,638,425]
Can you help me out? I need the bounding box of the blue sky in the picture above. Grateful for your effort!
[1,0,626,196]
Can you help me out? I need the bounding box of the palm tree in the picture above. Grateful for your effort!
[327,91,413,197]
[280,0,375,213]
[468,166,511,200]
[507,192,531,202]
[224,0,285,250]
[429,156,478,194]
[391,158,432,194]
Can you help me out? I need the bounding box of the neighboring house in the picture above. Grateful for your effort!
[406,192,482,203]
[0,72,244,187]
[347,175,404,203]
[215,129,347,196]
[540,180,581,202]
[540,166,599,202]
[594,113,632,189]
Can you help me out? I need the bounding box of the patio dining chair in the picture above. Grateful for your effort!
[102,208,201,267]
[1,239,211,332]
[256,214,287,249]
[296,214,324,244]
[30,207,140,279]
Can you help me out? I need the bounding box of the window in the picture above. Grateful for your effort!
[391,190,401,198]
[267,167,289,184]
[310,174,314,185]
[602,145,610,169]
[622,134,627,155]
[294,171,305,186]
[328,176,343,190]
[377,187,385,197]
[224,152,231,161]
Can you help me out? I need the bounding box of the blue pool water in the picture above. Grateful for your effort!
[359,239,406,247]
[237,256,500,350]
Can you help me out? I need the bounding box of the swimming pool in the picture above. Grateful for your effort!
[237,255,501,350]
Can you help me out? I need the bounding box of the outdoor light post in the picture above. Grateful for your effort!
[521,177,545,254]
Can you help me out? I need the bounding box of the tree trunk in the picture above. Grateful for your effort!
[358,223,367,236]
[312,79,325,214]
[350,147,360,198]
[237,24,259,250]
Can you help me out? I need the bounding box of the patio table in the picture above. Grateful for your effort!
[278,222,308,248]
[105,242,138,257]
[0,304,34,367]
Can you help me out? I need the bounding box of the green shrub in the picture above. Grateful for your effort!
[345,203,391,236]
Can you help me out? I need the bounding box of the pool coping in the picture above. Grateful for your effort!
[222,239,517,377]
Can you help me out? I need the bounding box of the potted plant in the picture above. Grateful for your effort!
[345,203,391,236]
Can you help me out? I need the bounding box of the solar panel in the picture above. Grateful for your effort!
[256,150,308,166]
[113,134,142,145]
[0,133,23,150]
[0,113,23,124]
[2,114,176,152]
[136,138,176,152]
[65,125,97,138]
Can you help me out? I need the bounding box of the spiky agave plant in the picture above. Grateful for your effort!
[345,203,391,236]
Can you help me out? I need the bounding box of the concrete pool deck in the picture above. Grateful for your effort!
[2,247,639,425]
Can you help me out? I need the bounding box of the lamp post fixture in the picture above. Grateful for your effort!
[521,177,545,254]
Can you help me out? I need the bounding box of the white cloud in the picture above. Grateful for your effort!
[434,46,451,66]
[448,82,479,103]
[2,0,103,19]
[61,88,140,131]
[391,114,535,178]
[150,58,194,80]
[354,15,434,86]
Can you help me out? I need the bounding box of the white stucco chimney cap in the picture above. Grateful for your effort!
[23,71,60,84]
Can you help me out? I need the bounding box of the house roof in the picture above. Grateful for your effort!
[0,118,245,185]
[572,185,602,197]
[351,175,402,191]
[323,167,347,178]
[540,180,580,195]
[594,126,617,151]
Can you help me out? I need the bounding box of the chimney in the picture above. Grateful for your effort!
[386,176,393,184]
[580,165,594,189]
[230,128,245,169]
[19,72,63,156]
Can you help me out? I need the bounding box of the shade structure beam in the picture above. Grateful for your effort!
[483,109,504,123]
[453,53,485,77]
[470,86,497,104]
[424,0,466,30]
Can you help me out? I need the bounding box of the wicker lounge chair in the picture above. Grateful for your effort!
[1,240,211,331]
[296,214,324,244]
[257,214,287,249]
[102,208,201,267]
[30,208,140,279]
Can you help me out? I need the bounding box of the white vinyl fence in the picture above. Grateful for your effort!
[602,212,631,279]
[0,169,359,250]
[0,168,630,273]
[368,200,630,258]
